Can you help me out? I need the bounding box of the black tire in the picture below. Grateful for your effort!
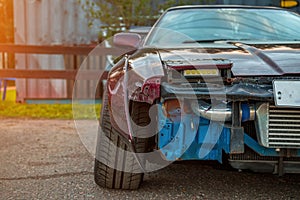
[94,91,152,190]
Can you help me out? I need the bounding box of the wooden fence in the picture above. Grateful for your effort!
[0,44,127,80]
[0,44,131,102]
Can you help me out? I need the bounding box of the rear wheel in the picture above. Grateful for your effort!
[94,93,153,189]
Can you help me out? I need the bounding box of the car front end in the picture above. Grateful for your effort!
[95,6,300,190]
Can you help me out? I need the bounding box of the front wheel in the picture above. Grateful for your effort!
[94,95,153,189]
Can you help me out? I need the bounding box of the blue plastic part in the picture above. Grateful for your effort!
[158,103,300,163]
[244,133,300,157]
[158,105,231,163]
[158,113,199,161]
[158,122,173,148]
[241,103,250,122]
[244,133,279,156]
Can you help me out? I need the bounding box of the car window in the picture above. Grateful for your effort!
[145,8,300,47]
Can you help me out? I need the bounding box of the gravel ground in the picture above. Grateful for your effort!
[0,119,300,200]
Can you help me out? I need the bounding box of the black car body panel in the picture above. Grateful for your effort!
[158,43,300,76]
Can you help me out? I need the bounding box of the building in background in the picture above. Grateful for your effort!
[13,0,100,102]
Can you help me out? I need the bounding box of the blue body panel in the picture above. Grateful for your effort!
[158,106,300,162]
[158,115,230,163]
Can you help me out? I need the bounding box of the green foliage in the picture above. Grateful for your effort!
[80,0,162,39]
[79,0,217,40]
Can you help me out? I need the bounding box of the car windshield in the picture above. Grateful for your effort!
[145,8,300,47]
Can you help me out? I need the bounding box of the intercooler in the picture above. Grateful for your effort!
[256,103,300,148]
[230,112,300,174]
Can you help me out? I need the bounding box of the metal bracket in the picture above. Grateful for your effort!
[230,102,244,153]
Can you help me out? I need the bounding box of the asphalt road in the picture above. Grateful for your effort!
[0,119,300,200]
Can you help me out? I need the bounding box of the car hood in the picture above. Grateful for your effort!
[157,42,300,76]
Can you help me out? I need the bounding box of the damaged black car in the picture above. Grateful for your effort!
[94,6,300,189]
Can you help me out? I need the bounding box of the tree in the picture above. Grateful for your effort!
[80,0,164,40]
[79,0,218,40]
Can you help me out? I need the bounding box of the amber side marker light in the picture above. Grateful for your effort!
[281,0,299,8]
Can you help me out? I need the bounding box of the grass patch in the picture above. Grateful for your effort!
[0,88,101,119]
[0,101,101,119]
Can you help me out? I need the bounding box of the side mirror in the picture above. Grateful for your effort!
[113,33,142,49]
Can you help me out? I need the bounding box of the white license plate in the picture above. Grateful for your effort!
[273,80,300,107]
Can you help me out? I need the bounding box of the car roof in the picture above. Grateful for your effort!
[166,5,285,12]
